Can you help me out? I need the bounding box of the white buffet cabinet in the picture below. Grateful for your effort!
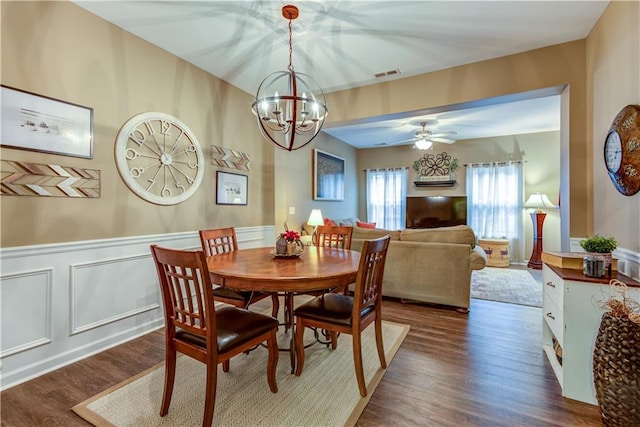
[542,263,640,404]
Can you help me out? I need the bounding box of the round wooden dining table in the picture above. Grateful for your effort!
[207,246,360,372]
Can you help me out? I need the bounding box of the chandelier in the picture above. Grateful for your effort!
[251,5,328,151]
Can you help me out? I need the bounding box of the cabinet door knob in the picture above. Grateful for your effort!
[546,312,555,320]
[545,281,556,288]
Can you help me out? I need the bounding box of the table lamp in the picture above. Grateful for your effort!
[524,192,556,269]
[307,209,324,244]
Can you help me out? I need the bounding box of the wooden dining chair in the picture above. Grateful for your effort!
[314,225,354,295]
[199,227,279,318]
[293,234,391,397]
[150,244,279,427]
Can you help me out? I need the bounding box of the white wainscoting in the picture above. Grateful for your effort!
[0,226,275,390]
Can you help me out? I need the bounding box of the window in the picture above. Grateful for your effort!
[365,168,407,230]
[466,161,524,261]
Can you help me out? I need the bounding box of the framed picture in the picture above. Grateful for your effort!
[1,85,94,159]
[313,148,345,201]
[216,171,248,205]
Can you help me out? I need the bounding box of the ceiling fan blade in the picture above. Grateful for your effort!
[430,137,456,144]
[375,138,417,147]
[430,131,457,137]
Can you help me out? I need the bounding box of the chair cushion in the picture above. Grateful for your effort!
[175,307,278,354]
[293,293,373,327]
[213,286,263,302]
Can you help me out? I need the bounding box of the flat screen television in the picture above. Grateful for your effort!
[406,196,467,229]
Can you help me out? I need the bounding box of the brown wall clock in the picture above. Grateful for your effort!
[604,104,640,196]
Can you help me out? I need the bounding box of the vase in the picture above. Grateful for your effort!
[276,234,287,255]
[286,239,303,256]
[593,312,640,426]
[586,252,613,277]
[583,254,606,278]
[286,241,296,255]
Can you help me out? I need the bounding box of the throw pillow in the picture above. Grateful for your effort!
[337,217,360,226]
[356,221,376,229]
[324,218,337,226]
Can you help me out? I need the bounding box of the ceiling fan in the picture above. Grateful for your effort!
[406,122,457,149]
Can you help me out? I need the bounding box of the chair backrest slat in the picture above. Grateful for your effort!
[199,227,238,256]
[315,225,353,250]
[151,245,216,339]
[353,235,391,313]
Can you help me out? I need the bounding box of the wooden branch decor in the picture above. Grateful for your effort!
[211,145,250,170]
[1,160,100,198]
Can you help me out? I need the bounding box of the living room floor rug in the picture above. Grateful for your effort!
[72,320,410,427]
[471,267,542,307]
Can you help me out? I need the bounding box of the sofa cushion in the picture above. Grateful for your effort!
[400,225,476,247]
[352,226,401,241]
[356,221,376,229]
[336,217,359,226]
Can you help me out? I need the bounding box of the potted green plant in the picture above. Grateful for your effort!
[579,235,618,278]
[448,158,459,180]
[579,234,618,253]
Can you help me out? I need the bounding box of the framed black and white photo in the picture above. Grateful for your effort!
[216,171,248,205]
[1,85,94,159]
[313,148,345,201]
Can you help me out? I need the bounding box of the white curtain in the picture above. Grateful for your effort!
[365,168,407,230]
[466,161,524,262]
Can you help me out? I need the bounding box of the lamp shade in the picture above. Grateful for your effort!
[307,209,324,227]
[524,193,556,210]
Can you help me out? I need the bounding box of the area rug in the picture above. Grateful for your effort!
[471,267,542,307]
[73,320,409,427]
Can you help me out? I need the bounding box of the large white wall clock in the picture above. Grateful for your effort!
[115,112,204,205]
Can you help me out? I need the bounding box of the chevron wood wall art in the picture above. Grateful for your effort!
[1,160,100,198]
[211,145,250,170]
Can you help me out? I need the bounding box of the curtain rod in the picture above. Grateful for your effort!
[362,167,409,171]
[463,160,526,167]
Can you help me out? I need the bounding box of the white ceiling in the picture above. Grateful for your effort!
[73,0,608,148]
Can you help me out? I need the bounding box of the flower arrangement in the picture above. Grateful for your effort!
[579,234,618,253]
[283,229,300,242]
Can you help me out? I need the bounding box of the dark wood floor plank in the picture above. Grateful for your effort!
[0,298,603,426]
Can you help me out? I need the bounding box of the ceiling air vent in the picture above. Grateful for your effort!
[374,69,401,78]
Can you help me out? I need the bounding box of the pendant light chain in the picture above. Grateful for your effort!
[288,18,293,72]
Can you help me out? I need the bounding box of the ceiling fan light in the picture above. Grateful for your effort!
[415,139,432,150]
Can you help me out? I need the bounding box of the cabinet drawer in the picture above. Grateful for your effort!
[542,266,564,307]
[543,293,564,346]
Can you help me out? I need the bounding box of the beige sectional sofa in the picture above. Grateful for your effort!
[350,225,487,312]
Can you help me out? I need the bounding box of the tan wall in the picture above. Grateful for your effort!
[325,40,588,238]
[275,132,358,234]
[1,1,275,247]
[588,0,640,255]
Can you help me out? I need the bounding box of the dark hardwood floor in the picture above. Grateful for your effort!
[0,297,603,426]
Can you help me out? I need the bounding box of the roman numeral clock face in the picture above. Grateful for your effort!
[604,105,640,196]
[115,112,204,205]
